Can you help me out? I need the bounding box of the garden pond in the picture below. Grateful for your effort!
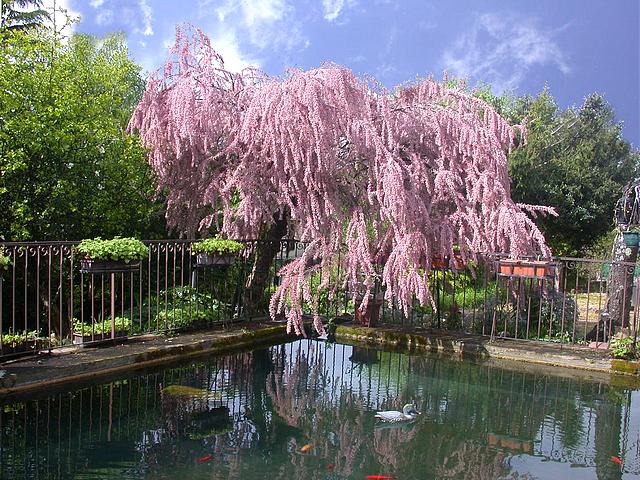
[0,339,638,479]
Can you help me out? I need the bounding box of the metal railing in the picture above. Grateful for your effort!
[0,239,306,359]
[1,240,637,359]
[368,255,639,347]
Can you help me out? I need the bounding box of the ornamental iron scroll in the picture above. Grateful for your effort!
[614,180,640,228]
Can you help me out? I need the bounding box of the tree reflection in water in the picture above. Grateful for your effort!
[0,340,637,479]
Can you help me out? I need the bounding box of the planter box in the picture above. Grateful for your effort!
[195,253,236,267]
[73,330,128,345]
[498,259,556,279]
[432,256,448,270]
[0,342,29,356]
[432,255,466,270]
[80,258,141,274]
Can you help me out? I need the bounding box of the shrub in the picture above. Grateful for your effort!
[73,317,130,336]
[129,287,230,332]
[610,335,636,360]
[76,237,149,262]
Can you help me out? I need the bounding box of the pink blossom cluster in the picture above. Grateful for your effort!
[129,25,556,335]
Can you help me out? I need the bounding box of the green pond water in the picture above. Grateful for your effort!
[1,340,639,479]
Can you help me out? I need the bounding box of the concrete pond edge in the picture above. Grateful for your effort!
[333,325,640,388]
[0,323,293,397]
[2,321,640,397]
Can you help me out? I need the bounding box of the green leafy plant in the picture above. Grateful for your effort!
[0,247,11,271]
[610,335,636,360]
[76,237,149,262]
[73,317,130,336]
[1,330,37,347]
[191,238,244,255]
[128,287,230,332]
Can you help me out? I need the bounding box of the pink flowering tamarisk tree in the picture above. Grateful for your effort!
[129,26,556,336]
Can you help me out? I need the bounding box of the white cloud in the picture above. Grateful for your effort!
[322,0,357,23]
[209,29,262,72]
[210,0,293,49]
[322,0,343,21]
[441,13,570,92]
[138,0,153,36]
[212,0,284,26]
[81,0,154,37]
[195,0,308,71]
[95,8,113,26]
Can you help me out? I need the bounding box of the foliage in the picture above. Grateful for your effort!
[155,308,214,330]
[0,0,49,31]
[191,238,244,255]
[412,268,490,319]
[130,25,553,335]
[0,247,10,270]
[76,237,148,262]
[73,317,130,336]
[610,335,636,359]
[584,228,617,260]
[133,286,229,331]
[505,90,639,256]
[0,27,165,241]
[0,330,37,346]
[530,331,573,344]
[451,78,639,256]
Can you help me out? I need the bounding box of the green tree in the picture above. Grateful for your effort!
[0,27,165,240]
[445,79,638,256]
[505,90,638,256]
[0,0,49,31]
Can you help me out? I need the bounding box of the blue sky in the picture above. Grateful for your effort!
[51,0,639,146]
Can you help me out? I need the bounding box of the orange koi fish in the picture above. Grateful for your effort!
[611,455,623,466]
[299,443,313,453]
[196,454,212,463]
[365,476,395,479]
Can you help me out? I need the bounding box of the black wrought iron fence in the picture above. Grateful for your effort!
[367,255,639,347]
[1,240,637,359]
[0,239,306,359]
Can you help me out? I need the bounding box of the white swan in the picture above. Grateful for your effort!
[375,403,420,423]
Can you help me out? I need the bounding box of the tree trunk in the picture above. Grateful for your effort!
[243,215,288,318]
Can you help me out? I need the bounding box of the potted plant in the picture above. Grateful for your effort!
[431,256,449,270]
[498,259,556,278]
[622,230,640,247]
[191,238,244,267]
[72,317,130,344]
[76,237,148,274]
[355,296,384,327]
